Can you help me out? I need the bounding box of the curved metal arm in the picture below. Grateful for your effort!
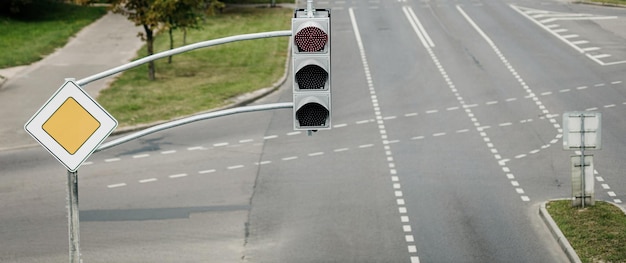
[77,30,292,86]
[95,102,293,152]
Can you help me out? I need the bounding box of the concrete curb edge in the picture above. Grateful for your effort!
[539,200,582,263]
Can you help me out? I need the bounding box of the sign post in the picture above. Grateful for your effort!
[25,79,117,263]
[563,112,601,207]
[67,170,80,263]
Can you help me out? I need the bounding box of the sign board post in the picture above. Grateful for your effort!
[67,170,80,263]
[563,112,601,208]
[24,79,117,263]
[571,155,594,206]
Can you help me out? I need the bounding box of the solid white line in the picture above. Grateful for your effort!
[582,47,600,52]
[511,5,585,53]
[572,40,589,45]
[188,146,205,151]
[591,54,611,59]
[169,173,187,178]
[402,6,435,48]
[139,178,157,183]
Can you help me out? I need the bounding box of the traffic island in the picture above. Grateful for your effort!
[540,200,626,263]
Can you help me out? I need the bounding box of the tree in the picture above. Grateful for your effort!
[153,0,224,64]
[153,0,202,64]
[111,0,161,80]
[0,0,32,15]
[111,0,224,78]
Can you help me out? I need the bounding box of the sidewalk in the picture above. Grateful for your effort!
[0,12,144,151]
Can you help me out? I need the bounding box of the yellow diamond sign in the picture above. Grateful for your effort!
[43,97,101,155]
[25,80,117,172]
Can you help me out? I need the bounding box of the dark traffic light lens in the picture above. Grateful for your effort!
[294,26,328,52]
[296,103,329,127]
[295,65,328,90]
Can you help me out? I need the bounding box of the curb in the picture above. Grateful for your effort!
[539,200,582,263]
[574,0,626,8]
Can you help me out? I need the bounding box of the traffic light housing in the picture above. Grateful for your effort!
[292,8,331,131]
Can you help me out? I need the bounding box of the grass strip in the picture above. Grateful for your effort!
[97,7,291,127]
[0,1,107,68]
[546,200,626,263]
[580,0,626,6]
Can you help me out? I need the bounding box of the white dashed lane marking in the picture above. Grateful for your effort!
[354,7,419,262]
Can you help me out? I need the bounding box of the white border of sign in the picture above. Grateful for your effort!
[24,80,118,172]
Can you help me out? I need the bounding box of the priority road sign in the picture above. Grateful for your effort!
[25,80,117,172]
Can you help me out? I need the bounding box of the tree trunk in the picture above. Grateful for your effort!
[144,24,156,81]
[168,26,173,64]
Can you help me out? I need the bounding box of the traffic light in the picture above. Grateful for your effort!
[292,8,331,131]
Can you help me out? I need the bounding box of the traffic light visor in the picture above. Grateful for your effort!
[294,95,330,128]
[294,21,328,53]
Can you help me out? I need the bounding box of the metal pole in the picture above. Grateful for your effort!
[96,102,293,152]
[307,0,314,17]
[76,31,291,87]
[67,170,81,263]
[580,114,586,208]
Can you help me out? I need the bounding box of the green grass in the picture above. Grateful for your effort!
[222,0,295,4]
[97,7,291,126]
[0,1,107,68]
[546,200,626,263]
[583,0,626,5]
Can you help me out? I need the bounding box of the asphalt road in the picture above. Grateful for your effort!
[1,0,626,262]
